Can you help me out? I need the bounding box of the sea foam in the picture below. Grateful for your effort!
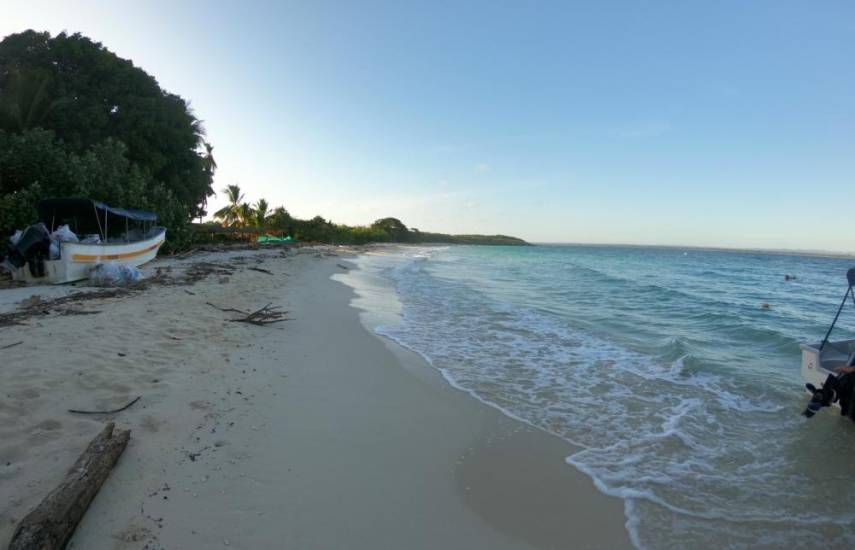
[354,245,855,549]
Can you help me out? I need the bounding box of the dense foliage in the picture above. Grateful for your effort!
[0,30,213,250]
[205,184,528,246]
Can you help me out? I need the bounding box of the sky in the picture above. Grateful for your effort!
[3,1,855,252]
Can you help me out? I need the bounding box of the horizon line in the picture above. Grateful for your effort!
[527,241,855,261]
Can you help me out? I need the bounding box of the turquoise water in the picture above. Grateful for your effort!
[352,245,855,549]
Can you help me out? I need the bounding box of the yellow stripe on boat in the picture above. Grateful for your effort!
[71,241,163,262]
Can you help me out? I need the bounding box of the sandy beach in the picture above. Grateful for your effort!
[0,246,630,549]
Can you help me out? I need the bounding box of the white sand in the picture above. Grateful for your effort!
[0,247,631,549]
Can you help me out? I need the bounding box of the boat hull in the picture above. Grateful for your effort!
[801,339,855,407]
[10,227,166,284]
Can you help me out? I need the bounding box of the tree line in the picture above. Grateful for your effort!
[206,184,526,245]
[0,30,526,254]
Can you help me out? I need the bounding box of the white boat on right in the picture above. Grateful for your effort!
[801,268,855,417]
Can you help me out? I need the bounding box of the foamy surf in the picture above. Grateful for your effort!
[347,244,855,549]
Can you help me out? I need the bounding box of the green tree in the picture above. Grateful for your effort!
[0,129,188,248]
[237,203,255,228]
[371,217,409,241]
[201,142,217,175]
[213,184,244,227]
[0,67,67,132]
[0,30,213,217]
[254,198,269,229]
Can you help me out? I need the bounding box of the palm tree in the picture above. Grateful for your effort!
[213,184,244,227]
[254,199,269,229]
[0,68,66,132]
[202,142,217,175]
[237,203,255,228]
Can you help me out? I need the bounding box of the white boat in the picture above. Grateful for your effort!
[801,268,855,416]
[801,339,855,390]
[2,198,166,285]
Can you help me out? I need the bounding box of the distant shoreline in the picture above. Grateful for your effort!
[531,242,855,261]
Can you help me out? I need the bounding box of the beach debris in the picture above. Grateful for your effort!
[0,288,128,327]
[88,262,143,287]
[68,396,141,415]
[59,308,102,316]
[20,294,43,308]
[205,302,248,315]
[1,340,23,350]
[8,422,130,550]
[336,263,349,270]
[185,262,236,283]
[205,301,287,326]
[785,274,797,281]
[761,303,771,310]
[229,304,287,326]
[248,266,273,275]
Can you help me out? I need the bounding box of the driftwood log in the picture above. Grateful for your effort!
[8,423,131,550]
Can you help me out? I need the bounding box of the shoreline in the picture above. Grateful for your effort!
[1,246,631,549]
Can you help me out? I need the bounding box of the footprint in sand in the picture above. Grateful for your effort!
[34,419,62,431]
[140,415,166,433]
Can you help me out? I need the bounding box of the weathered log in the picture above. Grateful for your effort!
[8,423,131,550]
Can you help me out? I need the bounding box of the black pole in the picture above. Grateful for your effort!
[821,285,854,351]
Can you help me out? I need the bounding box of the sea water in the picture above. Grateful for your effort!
[344,245,855,549]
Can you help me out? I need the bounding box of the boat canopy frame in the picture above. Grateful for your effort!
[36,198,158,242]
[820,268,855,352]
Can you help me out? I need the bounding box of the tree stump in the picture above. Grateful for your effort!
[8,422,131,550]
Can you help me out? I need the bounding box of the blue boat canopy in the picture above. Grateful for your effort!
[37,198,158,224]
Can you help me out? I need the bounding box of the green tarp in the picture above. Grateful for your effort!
[257,234,293,244]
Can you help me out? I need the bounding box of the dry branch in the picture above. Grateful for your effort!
[59,309,101,316]
[248,267,273,275]
[8,423,131,550]
[0,288,127,327]
[68,396,141,415]
[1,341,23,350]
[205,302,249,315]
[228,303,287,326]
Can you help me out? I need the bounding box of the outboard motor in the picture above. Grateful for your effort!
[2,223,51,277]
[804,374,840,417]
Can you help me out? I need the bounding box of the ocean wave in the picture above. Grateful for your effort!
[364,245,855,549]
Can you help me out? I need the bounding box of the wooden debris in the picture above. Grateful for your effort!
[248,267,273,275]
[59,308,101,316]
[0,288,127,327]
[336,263,349,270]
[8,423,131,550]
[228,303,287,326]
[205,302,248,315]
[68,396,141,415]
[1,341,23,350]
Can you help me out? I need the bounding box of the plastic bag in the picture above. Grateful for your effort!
[51,224,79,243]
[88,262,142,286]
[80,234,101,244]
[49,240,60,260]
[9,230,23,245]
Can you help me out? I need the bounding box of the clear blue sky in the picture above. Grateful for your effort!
[4,1,855,252]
